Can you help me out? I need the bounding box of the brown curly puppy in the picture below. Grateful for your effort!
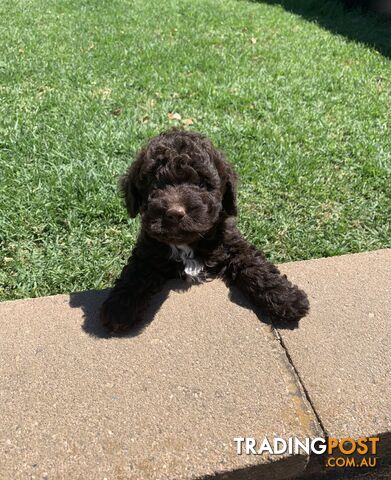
[101,129,309,333]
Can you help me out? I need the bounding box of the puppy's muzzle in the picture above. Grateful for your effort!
[165,205,186,222]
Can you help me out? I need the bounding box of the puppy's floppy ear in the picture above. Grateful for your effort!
[119,162,141,218]
[222,163,238,216]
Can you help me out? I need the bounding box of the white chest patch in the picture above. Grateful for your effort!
[170,244,204,280]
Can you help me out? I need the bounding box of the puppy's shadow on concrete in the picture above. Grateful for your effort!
[69,280,192,339]
[69,280,298,338]
[226,283,300,331]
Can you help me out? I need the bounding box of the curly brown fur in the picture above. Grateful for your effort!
[101,129,309,333]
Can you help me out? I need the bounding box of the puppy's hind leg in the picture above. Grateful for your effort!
[223,233,309,323]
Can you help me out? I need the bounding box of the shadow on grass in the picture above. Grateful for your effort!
[250,0,391,58]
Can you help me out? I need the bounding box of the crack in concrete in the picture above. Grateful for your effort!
[273,327,327,438]
[271,327,330,477]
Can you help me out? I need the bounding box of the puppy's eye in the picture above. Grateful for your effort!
[198,180,207,189]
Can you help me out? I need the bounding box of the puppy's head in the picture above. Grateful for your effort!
[120,129,237,244]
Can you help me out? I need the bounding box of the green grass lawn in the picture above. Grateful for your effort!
[0,0,390,301]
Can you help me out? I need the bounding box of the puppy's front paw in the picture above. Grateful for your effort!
[266,284,310,323]
[282,286,309,322]
[100,295,139,334]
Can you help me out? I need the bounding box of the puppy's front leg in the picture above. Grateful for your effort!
[101,247,172,334]
[224,230,309,323]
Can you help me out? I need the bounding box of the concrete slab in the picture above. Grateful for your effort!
[0,280,320,480]
[278,249,391,461]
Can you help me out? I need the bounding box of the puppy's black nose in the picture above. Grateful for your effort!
[166,205,186,221]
